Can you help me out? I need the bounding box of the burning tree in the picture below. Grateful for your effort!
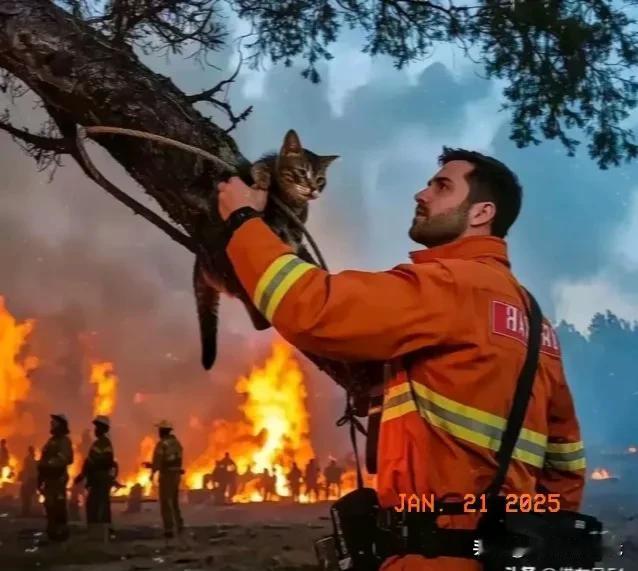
[89,362,118,417]
[0,0,637,393]
[186,340,315,500]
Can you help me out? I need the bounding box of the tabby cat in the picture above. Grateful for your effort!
[194,130,338,370]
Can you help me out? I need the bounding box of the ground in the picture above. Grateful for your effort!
[0,482,636,571]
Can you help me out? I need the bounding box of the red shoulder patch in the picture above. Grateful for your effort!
[491,300,561,357]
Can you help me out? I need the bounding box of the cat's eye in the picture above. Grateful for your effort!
[316,177,326,185]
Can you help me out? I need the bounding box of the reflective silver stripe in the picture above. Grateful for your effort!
[416,393,547,460]
[253,254,315,321]
[259,257,304,312]
[544,442,586,471]
[382,382,548,468]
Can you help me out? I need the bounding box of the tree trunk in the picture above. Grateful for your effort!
[0,0,237,242]
[0,0,382,406]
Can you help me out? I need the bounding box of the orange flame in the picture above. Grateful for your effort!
[90,362,118,417]
[591,467,612,480]
[114,436,155,496]
[185,340,315,500]
[0,296,37,487]
[0,454,18,486]
[0,296,37,437]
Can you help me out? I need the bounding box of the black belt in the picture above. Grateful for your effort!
[379,506,480,560]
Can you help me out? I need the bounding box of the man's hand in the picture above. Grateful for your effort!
[217,176,268,221]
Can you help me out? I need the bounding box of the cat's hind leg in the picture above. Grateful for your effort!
[193,257,220,370]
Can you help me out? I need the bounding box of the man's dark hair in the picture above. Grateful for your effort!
[438,147,522,238]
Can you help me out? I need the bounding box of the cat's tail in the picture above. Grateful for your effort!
[193,258,220,370]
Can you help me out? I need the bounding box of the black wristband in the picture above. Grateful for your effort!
[225,207,263,239]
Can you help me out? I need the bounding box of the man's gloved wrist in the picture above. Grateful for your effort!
[225,207,263,239]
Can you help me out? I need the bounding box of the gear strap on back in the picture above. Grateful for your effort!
[484,287,543,497]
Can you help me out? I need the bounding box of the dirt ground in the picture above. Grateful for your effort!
[0,483,636,571]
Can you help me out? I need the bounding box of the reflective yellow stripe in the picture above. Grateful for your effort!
[253,254,316,321]
[254,255,297,309]
[382,381,548,469]
[546,457,587,471]
[545,440,586,472]
[547,441,584,453]
[381,399,417,422]
[415,384,547,447]
[264,262,314,320]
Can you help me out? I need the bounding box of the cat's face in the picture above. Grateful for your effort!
[276,130,338,207]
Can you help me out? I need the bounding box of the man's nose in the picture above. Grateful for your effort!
[414,187,429,203]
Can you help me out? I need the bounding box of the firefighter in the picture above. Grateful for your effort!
[38,414,74,542]
[238,463,256,495]
[74,415,116,540]
[323,459,343,500]
[143,420,184,539]
[217,148,586,570]
[19,445,39,517]
[287,462,303,502]
[304,459,320,502]
[208,461,225,504]
[218,452,237,502]
[259,468,273,501]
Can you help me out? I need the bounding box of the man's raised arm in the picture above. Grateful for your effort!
[226,217,459,361]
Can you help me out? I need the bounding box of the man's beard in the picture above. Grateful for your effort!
[409,200,471,248]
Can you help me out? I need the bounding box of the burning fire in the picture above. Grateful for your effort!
[185,340,315,501]
[0,296,37,437]
[114,436,155,496]
[591,467,613,480]
[0,296,38,487]
[0,455,17,486]
[90,362,118,417]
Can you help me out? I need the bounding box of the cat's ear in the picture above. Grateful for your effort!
[281,129,303,155]
[319,155,339,168]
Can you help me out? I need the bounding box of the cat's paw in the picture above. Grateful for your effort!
[250,162,271,191]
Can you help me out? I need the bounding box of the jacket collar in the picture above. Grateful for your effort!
[409,235,510,269]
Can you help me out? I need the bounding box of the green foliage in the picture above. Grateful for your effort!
[56,1,638,168]
[230,0,638,169]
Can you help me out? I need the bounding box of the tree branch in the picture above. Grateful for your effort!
[187,49,244,103]
[72,127,197,253]
[0,117,71,153]
[186,49,253,132]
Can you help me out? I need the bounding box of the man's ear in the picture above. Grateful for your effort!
[469,201,496,228]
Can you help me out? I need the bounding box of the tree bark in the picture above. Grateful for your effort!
[0,0,238,243]
[0,0,382,405]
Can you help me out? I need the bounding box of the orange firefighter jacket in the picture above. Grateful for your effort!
[227,219,586,569]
